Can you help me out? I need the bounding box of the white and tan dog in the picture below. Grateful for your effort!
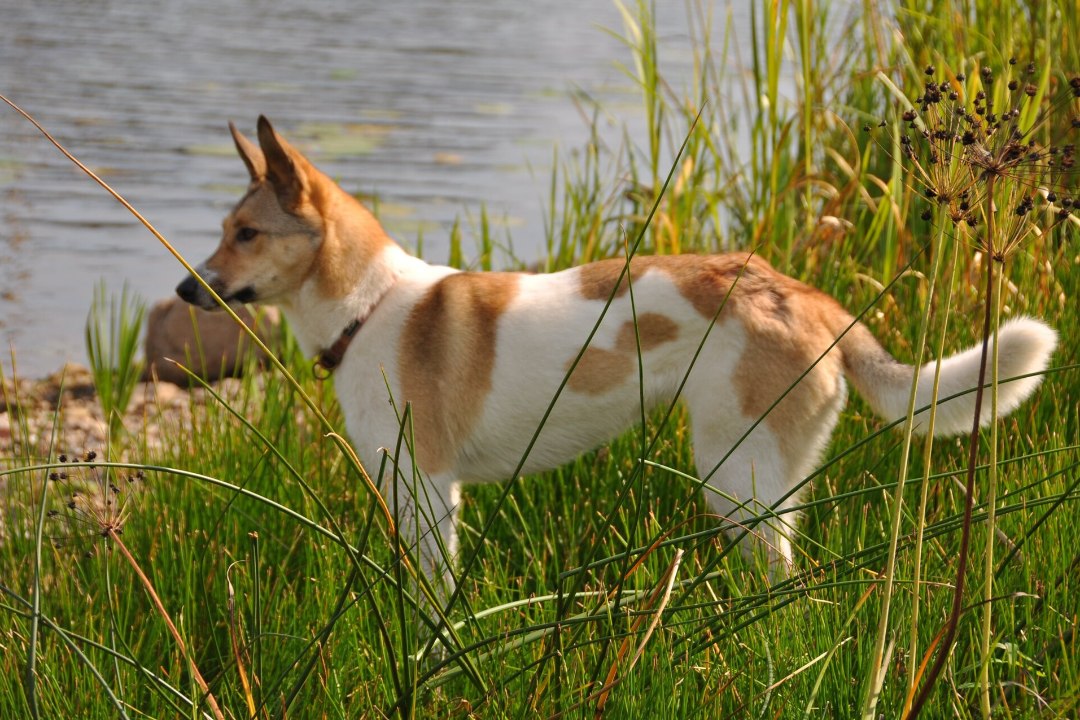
[177,116,1057,583]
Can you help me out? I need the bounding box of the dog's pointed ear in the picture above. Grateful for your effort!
[256,115,309,213]
[230,121,265,180]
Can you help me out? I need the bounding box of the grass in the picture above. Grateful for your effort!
[85,280,146,441]
[2,0,1079,717]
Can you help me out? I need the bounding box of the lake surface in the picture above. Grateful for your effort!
[0,0,753,374]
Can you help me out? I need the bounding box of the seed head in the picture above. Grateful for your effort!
[877,59,1079,249]
[46,450,150,557]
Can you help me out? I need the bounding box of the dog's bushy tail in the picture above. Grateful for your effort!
[837,317,1058,437]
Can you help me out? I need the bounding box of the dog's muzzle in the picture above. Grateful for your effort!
[175,274,205,305]
[176,272,257,309]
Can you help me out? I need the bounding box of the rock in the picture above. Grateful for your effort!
[63,404,107,449]
[128,380,189,416]
[39,363,97,404]
[143,298,279,386]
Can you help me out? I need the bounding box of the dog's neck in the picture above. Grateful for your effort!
[285,245,422,361]
[270,183,421,360]
[261,171,429,362]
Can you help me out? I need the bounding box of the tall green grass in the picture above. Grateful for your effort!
[2,0,1078,717]
[85,281,146,440]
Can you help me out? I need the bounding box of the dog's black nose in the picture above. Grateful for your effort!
[176,275,199,304]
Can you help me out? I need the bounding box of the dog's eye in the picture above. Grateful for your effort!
[236,227,259,242]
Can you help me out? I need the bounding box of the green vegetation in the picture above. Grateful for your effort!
[85,281,146,440]
[2,1,1078,717]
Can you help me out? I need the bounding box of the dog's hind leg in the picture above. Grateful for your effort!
[690,415,800,578]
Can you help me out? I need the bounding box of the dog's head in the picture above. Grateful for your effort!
[176,116,332,310]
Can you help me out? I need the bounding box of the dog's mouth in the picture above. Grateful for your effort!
[176,275,257,309]
[229,286,257,304]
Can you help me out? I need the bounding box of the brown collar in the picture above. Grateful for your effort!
[313,318,363,379]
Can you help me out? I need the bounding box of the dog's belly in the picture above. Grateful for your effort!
[456,379,678,480]
[454,326,747,482]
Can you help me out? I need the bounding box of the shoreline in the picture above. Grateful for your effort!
[1,362,236,461]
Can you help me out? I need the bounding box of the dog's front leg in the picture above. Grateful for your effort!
[384,466,461,600]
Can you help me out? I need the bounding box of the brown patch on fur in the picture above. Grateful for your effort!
[578,252,854,470]
[620,312,679,351]
[312,196,394,300]
[576,253,774,319]
[568,252,771,398]
[567,312,680,395]
[669,255,766,318]
[567,346,631,395]
[399,272,521,474]
[576,256,655,302]
[731,266,848,470]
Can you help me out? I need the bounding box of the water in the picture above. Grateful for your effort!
[0,0,751,375]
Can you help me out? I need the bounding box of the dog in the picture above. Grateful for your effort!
[177,116,1057,585]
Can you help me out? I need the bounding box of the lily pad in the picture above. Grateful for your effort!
[473,102,514,116]
[182,143,239,157]
[0,159,22,185]
[295,122,392,158]
[202,182,249,195]
[329,68,358,81]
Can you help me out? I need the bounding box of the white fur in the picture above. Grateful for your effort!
[859,317,1058,436]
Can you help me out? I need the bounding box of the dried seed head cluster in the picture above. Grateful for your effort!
[47,450,146,557]
[867,60,1079,257]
